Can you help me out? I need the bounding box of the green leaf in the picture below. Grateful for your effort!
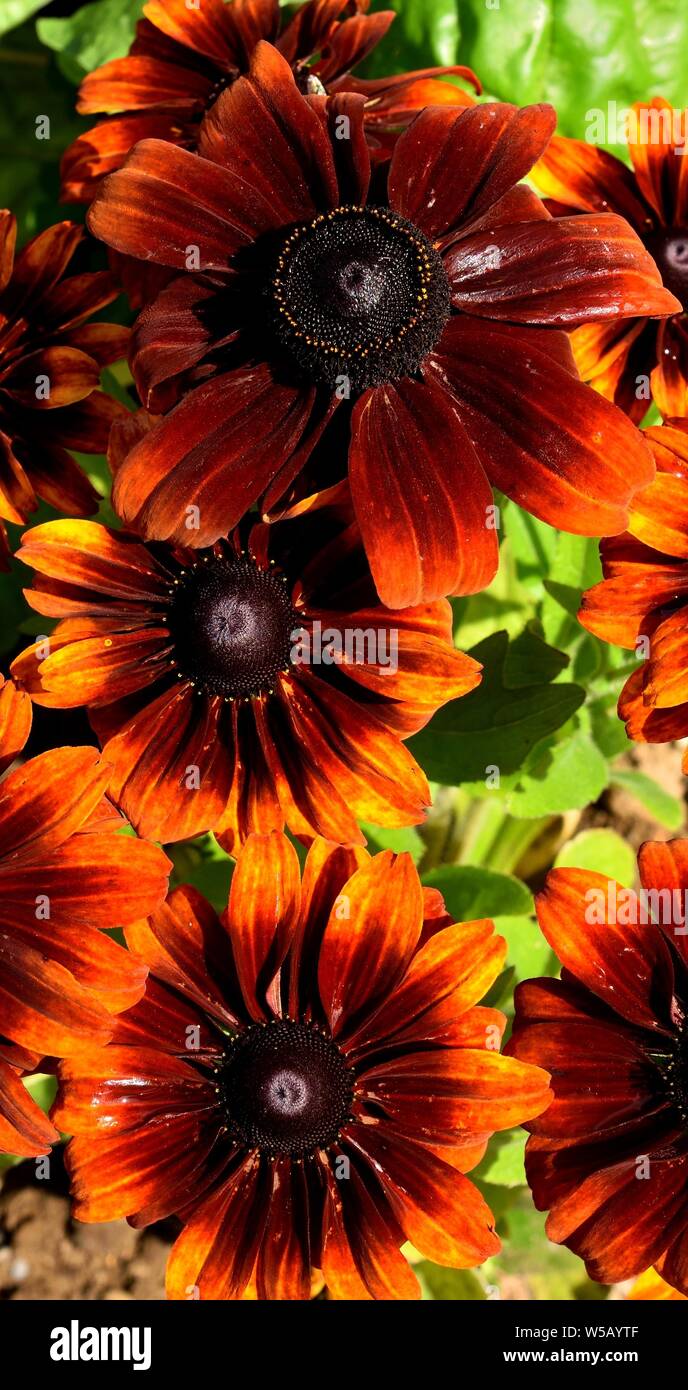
[168,835,233,913]
[422,864,533,919]
[409,630,585,785]
[360,823,424,862]
[497,913,558,982]
[365,0,461,72]
[0,24,84,239]
[504,505,559,594]
[24,1072,57,1113]
[475,1130,527,1188]
[503,624,569,689]
[507,730,609,818]
[37,0,146,84]
[555,827,637,885]
[0,0,51,36]
[417,1263,486,1300]
[611,768,685,831]
[368,1,688,142]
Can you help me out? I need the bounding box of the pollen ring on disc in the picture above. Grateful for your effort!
[269,204,451,391]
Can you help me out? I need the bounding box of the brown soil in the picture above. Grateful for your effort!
[0,1154,174,1301]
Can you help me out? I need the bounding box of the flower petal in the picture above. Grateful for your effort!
[346,1124,501,1266]
[317,850,423,1038]
[446,214,679,323]
[535,867,676,1033]
[350,377,498,608]
[226,830,302,1020]
[113,366,317,547]
[0,1060,59,1158]
[428,317,656,536]
[388,101,556,241]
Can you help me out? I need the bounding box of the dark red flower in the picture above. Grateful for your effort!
[87,45,676,608]
[579,418,688,765]
[0,212,128,533]
[55,832,551,1300]
[534,98,688,421]
[508,841,688,1294]
[0,705,171,1157]
[61,0,477,204]
[12,484,479,846]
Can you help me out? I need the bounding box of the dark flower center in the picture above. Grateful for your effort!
[645,228,688,309]
[269,205,451,390]
[220,1019,354,1157]
[168,553,298,699]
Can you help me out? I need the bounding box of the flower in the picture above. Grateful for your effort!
[579,418,688,766]
[0,212,128,534]
[0,721,171,1159]
[508,840,688,1294]
[11,483,480,846]
[85,45,677,609]
[54,831,552,1300]
[61,0,477,204]
[533,97,688,421]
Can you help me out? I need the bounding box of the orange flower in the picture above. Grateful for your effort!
[534,97,688,420]
[580,418,688,765]
[508,840,688,1295]
[12,500,480,847]
[55,832,552,1300]
[0,214,128,535]
[0,676,170,1158]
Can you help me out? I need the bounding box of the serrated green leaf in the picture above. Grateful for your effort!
[611,768,685,831]
[409,631,585,786]
[507,729,609,818]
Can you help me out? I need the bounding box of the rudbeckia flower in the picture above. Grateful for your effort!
[12,491,480,847]
[54,832,552,1300]
[508,839,688,1294]
[0,212,128,534]
[534,97,688,421]
[0,675,170,1158]
[61,0,477,204]
[579,418,688,767]
[86,45,677,609]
